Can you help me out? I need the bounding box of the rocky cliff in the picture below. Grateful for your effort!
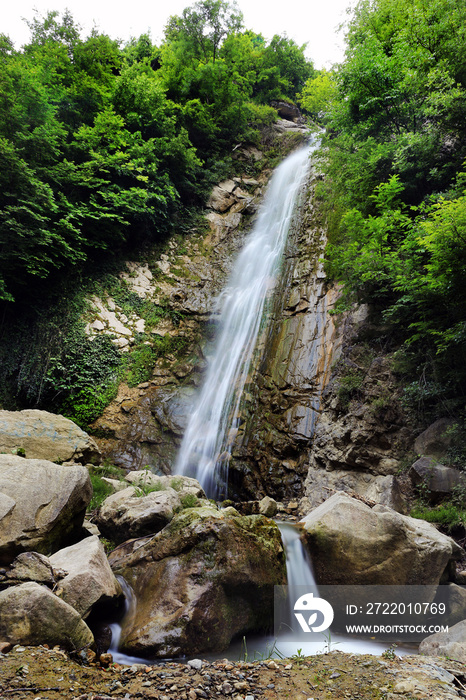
[85,122,417,507]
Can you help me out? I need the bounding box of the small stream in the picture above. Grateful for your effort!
[109,524,415,663]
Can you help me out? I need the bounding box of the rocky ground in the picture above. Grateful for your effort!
[0,646,465,700]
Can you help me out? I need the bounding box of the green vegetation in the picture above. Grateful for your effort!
[310,0,466,421]
[0,0,314,417]
[88,461,126,511]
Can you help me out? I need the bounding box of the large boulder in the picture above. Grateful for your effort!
[409,456,466,501]
[303,466,406,513]
[419,619,466,663]
[0,409,100,463]
[96,486,182,544]
[50,535,123,619]
[0,455,92,564]
[414,418,455,459]
[108,505,286,657]
[0,582,94,650]
[300,492,463,585]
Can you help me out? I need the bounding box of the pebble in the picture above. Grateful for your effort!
[188,658,204,670]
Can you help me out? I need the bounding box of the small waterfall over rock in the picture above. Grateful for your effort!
[174,144,315,498]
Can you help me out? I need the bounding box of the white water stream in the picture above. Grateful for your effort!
[174,144,315,498]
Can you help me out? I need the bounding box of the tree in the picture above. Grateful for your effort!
[166,0,243,64]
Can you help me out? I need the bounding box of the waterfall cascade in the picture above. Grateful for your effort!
[174,143,316,498]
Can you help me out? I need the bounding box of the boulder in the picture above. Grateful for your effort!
[108,505,286,657]
[50,535,123,619]
[6,552,54,585]
[0,409,100,464]
[259,496,278,517]
[419,619,466,663]
[414,418,455,459]
[304,467,406,512]
[300,492,463,585]
[124,470,206,498]
[270,101,301,121]
[409,456,465,501]
[0,582,94,650]
[0,456,92,565]
[96,486,182,544]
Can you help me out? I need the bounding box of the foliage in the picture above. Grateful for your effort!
[298,70,337,121]
[180,493,200,508]
[321,0,466,415]
[0,2,314,418]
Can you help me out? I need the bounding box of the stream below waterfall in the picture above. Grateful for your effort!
[109,523,415,664]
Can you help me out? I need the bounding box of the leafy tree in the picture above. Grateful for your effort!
[165,0,243,63]
[298,70,337,120]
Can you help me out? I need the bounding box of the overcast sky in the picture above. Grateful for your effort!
[2,0,356,68]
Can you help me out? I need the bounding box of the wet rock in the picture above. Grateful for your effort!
[0,456,92,565]
[300,492,463,585]
[96,486,182,544]
[109,506,286,657]
[0,409,100,464]
[0,582,94,650]
[50,535,123,619]
[418,619,466,663]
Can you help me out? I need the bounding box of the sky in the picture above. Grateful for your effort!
[1,0,356,68]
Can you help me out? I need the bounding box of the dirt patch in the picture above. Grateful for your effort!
[0,646,465,700]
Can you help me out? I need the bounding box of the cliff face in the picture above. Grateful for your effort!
[89,128,414,503]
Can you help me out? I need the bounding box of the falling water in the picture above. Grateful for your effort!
[174,144,315,498]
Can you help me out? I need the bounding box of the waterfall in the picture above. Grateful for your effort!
[174,143,315,498]
[276,521,318,631]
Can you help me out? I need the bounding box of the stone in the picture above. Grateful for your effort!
[0,456,92,565]
[300,492,463,585]
[270,102,302,121]
[418,619,466,663]
[187,659,204,670]
[50,535,123,619]
[304,467,406,512]
[443,583,466,626]
[0,409,100,464]
[109,506,286,657]
[6,552,54,585]
[96,486,182,544]
[125,470,206,498]
[0,582,94,650]
[414,418,455,459]
[409,456,466,501]
[259,496,278,517]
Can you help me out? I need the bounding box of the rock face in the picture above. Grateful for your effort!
[108,505,286,657]
[50,535,123,619]
[300,492,463,585]
[224,177,348,500]
[0,409,100,463]
[0,455,92,564]
[0,581,94,650]
[418,619,466,663]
